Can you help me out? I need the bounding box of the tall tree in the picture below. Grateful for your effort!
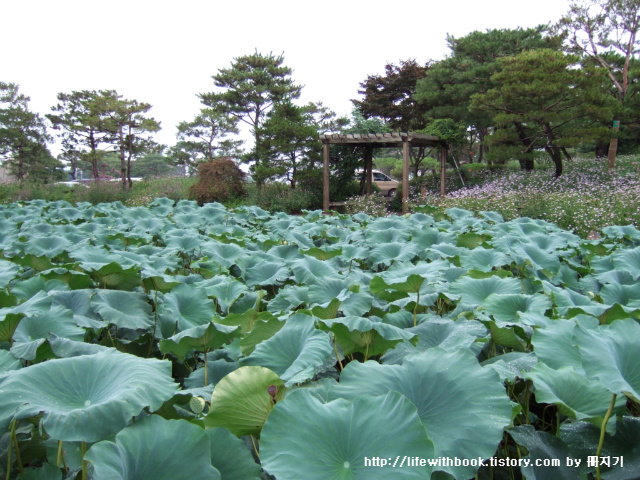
[174,107,242,166]
[415,27,562,164]
[254,100,340,187]
[47,90,115,180]
[352,59,430,131]
[0,82,61,182]
[470,49,616,177]
[102,93,161,189]
[199,51,301,180]
[555,0,640,170]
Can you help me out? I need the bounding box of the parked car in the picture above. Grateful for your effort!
[355,169,399,197]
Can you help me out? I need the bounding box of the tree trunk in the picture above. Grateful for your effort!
[513,122,534,171]
[607,120,620,171]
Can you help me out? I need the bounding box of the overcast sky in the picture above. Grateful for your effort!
[3,0,571,154]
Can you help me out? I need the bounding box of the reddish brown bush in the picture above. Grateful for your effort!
[188,157,246,205]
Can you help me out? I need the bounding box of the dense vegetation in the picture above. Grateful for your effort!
[0,199,639,480]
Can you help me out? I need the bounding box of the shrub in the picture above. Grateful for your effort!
[189,157,246,205]
[344,194,388,217]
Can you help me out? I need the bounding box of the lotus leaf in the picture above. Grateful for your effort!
[85,415,221,480]
[261,390,434,480]
[0,349,177,442]
[240,315,333,386]
[204,365,285,436]
[329,349,512,480]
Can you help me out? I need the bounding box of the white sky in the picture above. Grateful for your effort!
[3,0,571,154]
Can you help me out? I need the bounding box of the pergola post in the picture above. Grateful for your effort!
[364,146,373,195]
[402,137,410,214]
[323,142,330,211]
[439,147,447,198]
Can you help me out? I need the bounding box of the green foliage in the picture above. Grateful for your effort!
[0,199,639,480]
[353,59,430,131]
[188,157,245,205]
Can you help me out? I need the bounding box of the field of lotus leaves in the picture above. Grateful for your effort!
[0,198,639,480]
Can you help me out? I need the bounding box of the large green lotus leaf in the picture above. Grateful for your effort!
[508,425,580,480]
[289,256,338,285]
[240,315,333,386]
[47,334,110,358]
[329,349,512,480]
[371,260,451,293]
[574,319,640,402]
[0,312,24,342]
[184,357,239,389]
[317,316,418,358]
[483,293,552,322]
[0,349,178,442]
[205,277,247,313]
[164,233,203,253]
[459,247,511,272]
[71,248,124,271]
[307,277,352,306]
[85,415,220,480]
[484,320,528,352]
[456,231,492,249]
[611,246,640,279]
[381,318,486,364]
[24,235,73,258]
[89,262,142,291]
[244,261,290,288]
[482,352,538,383]
[238,316,285,356]
[526,363,627,421]
[0,349,21,378]
[560,417,640,480]
[550,287,609,317]
[267,285,309,312]
[514,243,561,273]
[91,290,153,330]
[531,319,591,373]
[161,283,216,332]
[370,273,424,295]
[11,305,85,361]
[206,427,262,480]
[18,463,63,480]
[599,283,640,311]
[449,276,522,306]
[159,322,241,362]
[261,390,434,480]
[368,242,420,267]
[0,260,20,290]
[204,366,285,436]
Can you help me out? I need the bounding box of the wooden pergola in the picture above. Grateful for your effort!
[319,132,446,214]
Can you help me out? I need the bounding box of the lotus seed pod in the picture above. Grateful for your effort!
[190,396,206,414]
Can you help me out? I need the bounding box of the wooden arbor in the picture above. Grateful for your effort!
[319,132,444,214]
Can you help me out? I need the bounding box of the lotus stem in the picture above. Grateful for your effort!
[250,434,260,460]
[148,288,158,358]
[5,420,15,480]
[334,336,343,371]
[596,393,617,480]
[203,349,209,386]
[82,441,88,480]
[57,440,63,467]
[11,419,23,475]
